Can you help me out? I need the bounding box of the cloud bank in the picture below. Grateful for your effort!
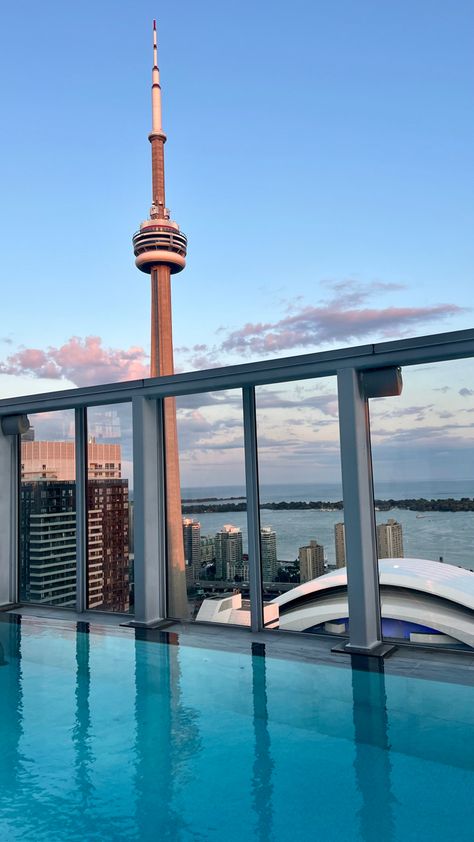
[181,280,465,368]
[0,336,149,387]
[0,281,466,388]
[220,301,462,358]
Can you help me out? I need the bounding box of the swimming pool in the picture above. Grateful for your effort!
[0,615,473,841]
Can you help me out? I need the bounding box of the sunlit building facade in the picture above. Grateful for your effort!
[260,526,278,582]
[334,522,346,569]
[215,525,243,581]
[299,540,325,583]
[377,519,404,559]
[21,439,122,481]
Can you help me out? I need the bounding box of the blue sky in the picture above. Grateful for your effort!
[1,1,473,483]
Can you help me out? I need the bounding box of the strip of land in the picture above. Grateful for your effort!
[181,498,474,514]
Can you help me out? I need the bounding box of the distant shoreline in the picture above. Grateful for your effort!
[181,496,246,503]
[181,498,474,514]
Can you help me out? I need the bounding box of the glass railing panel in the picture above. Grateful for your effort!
[19,410,76,606]
[86,404,132,613]
[173,390,247,623]
[369,358,474,650]
[255,378,344,635]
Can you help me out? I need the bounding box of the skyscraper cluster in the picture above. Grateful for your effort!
[183,516,405,591]
[183,520,279,584]
[182,519,331,587]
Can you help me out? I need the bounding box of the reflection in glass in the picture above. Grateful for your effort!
[86,405,132,613]
[20,411,76,606]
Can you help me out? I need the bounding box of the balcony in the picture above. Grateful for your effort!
[1,327,474,655]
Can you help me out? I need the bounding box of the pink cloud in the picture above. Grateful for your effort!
[0,336,149,387]
[220,302,464,356]
[174,280,466,371]
[1,281,467,386]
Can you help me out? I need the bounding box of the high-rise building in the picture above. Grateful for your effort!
[183,518,201,584]
[376,519,404,559]
[87,480,130,612]
[20,439,130,612]
[298,540,325,583]
[132,22,188,618]
[334,522,346,568]
[182,519,201,565]
[260,526,278,582]
[20,481,77,606]
[215,525,243,581]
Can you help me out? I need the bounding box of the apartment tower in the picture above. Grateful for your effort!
[334,522,346,569]
[298,540,325,583]
[260,526,278,582]
[376,519,404,559]
[132,22,188,617]
[183,518,201,583]
[215,525,244,581]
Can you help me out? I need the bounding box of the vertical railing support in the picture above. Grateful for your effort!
[0,424,18,606]
[75,407,88,613]
[243,386,263,633]
[336,368,393,656]
[132,396,167,625]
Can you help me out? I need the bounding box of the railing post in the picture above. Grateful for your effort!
[0,424,18,606]
[75,407,88,613]
[132,396,167,625]
[336,368,393,656]
[242,386,263,633]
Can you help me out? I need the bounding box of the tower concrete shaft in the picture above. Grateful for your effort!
[133,22,188,619]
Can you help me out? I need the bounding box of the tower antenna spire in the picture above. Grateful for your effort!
[151,19,163,136]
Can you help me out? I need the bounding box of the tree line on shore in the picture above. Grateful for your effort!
[181,497,474,515]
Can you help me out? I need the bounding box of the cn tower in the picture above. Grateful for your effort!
[132,21,188,619]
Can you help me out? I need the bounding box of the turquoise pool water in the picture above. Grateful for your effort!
[1,616,474,841]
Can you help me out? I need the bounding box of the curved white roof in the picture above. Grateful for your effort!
[275,558,474,612]
[273,558,474,646]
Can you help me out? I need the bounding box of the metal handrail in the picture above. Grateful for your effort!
[0,327,473,416]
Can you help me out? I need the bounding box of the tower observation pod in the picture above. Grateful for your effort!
[132,21,189,620]
[133,21,187,278]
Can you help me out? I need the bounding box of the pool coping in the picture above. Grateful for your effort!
[2,605,474,686]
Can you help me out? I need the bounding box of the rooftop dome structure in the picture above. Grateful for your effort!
[273,558,474,647]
